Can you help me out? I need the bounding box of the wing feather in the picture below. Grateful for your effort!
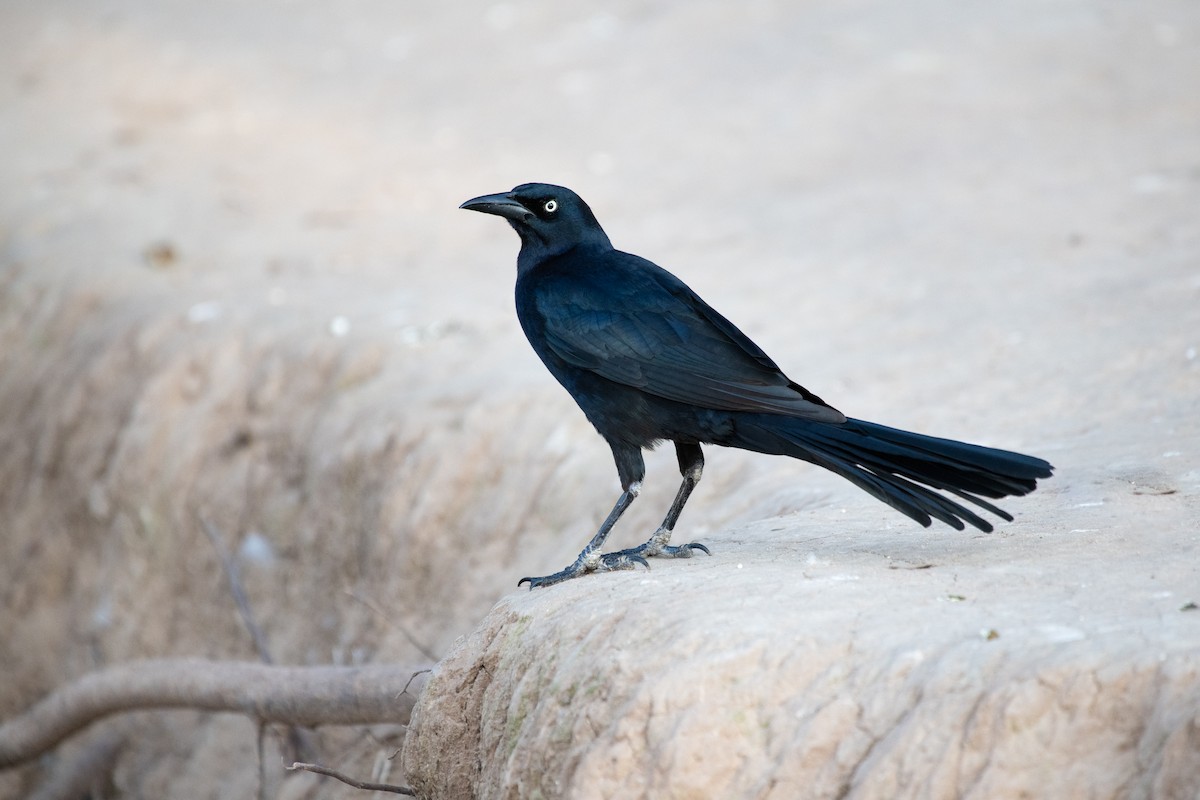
[535,251,844,423]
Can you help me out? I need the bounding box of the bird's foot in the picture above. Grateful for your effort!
[613,527,711,560]
[518,550,650,590]
[518,530,711,590]
[610,540,711,561]
[658,542,712,558]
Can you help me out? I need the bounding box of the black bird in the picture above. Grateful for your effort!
[461,183,1053,589]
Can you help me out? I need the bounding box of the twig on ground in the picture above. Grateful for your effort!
[401,669,432,699]
[288,761,415,795]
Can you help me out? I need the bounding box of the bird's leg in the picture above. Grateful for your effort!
[611,442,711,561]
[518,482,649,590]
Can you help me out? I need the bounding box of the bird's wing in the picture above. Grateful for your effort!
[535,254,845,423]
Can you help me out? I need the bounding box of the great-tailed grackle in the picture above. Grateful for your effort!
[461,183,1053,589]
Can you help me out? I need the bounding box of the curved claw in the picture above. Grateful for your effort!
[658,541,711,558]
[518,570,579,590]
[599,552,650,572]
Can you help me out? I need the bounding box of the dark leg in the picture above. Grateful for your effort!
[610,441,711,561]
[518,444,651,589]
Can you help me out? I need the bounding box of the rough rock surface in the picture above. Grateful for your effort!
[404,523,1200,799]
[2,0,1199,797]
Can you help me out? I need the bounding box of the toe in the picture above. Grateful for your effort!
[661,541,711,558]
[599,552,650,572]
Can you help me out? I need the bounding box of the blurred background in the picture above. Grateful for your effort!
[1,0,1197,796]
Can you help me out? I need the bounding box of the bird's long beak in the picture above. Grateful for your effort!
[459,192,533,222]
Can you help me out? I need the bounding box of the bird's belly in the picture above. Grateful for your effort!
[566,374,736,450]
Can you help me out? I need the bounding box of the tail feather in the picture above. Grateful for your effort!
[735,416,1053,532]
[807,445,987,530]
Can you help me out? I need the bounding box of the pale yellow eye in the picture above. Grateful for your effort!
[543,199,558,214]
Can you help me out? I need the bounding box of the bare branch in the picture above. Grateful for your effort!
[401,669,432,698]
[199,515,318,763]
[345,588,441,663]
[199,515,274,665]
[0,659,430,769]
[256,720,267,800]
[27,728,126,800]
[288,761,415,795]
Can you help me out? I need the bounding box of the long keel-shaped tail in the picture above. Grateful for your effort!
[737,416,1054,531]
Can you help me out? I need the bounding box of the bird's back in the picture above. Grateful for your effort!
[516,244,845,444]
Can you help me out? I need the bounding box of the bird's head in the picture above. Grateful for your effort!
[460,183,611,260]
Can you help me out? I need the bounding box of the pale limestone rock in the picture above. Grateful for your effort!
[406,530,1200,799]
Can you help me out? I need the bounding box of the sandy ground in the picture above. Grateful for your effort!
[1,0,1198,796]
